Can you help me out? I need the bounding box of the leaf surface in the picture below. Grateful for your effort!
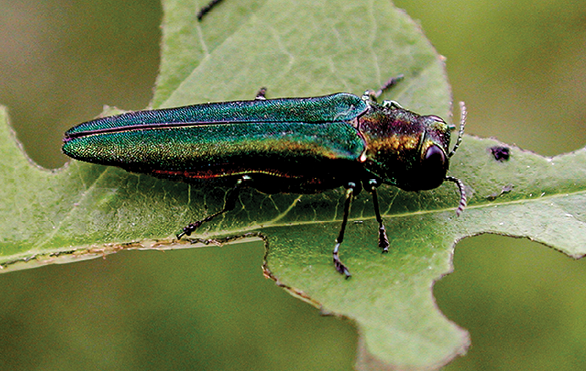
[1,0,585,369]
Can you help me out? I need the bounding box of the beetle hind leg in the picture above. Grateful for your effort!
[176,177,247,239]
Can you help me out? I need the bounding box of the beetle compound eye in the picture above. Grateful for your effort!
[415,144,448,190]
[423,144,446,169]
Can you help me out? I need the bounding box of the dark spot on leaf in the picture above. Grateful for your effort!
[490,146,510,161]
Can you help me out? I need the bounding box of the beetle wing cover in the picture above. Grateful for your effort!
[63,93,369,181]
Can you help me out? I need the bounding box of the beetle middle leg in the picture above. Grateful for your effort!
[176,176,249,239]
[367,179,390,252]
[332,183,357,278]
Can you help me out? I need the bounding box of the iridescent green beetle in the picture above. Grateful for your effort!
[62,77,466,277]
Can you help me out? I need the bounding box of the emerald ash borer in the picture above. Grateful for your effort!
[62,77,467,277]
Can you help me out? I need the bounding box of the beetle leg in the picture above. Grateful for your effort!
[197,0,224,20]
[255,87,267,100]
[374,74,405,99]
[367,181,390,253]
[333,183,356,278]
[363,74,405,102]
[177,177,248,239]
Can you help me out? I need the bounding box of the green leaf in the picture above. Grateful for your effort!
[1,0,585,370]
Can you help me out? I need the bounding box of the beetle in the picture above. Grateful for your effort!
[62,77,466,277]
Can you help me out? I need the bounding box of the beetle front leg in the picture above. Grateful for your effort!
[333,183,356,278]
[177,176,249,239]
[367,179,389,252]
[363,74,405,102]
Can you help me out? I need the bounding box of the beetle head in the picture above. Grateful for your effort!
[358,104,453,191]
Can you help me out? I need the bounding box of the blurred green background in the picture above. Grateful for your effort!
[1,0,585,370]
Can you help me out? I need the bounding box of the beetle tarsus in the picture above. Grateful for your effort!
[367,181,389,252]
[379,225,389,253]
[255,87,267,100]
[331,185,355,276]
[374,74,405,99]
[333,243,351,278]
[176,219,206,239]
[177,224,195,239]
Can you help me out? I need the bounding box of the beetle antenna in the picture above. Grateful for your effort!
[448,101,466,158]
[445,176,467,216]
